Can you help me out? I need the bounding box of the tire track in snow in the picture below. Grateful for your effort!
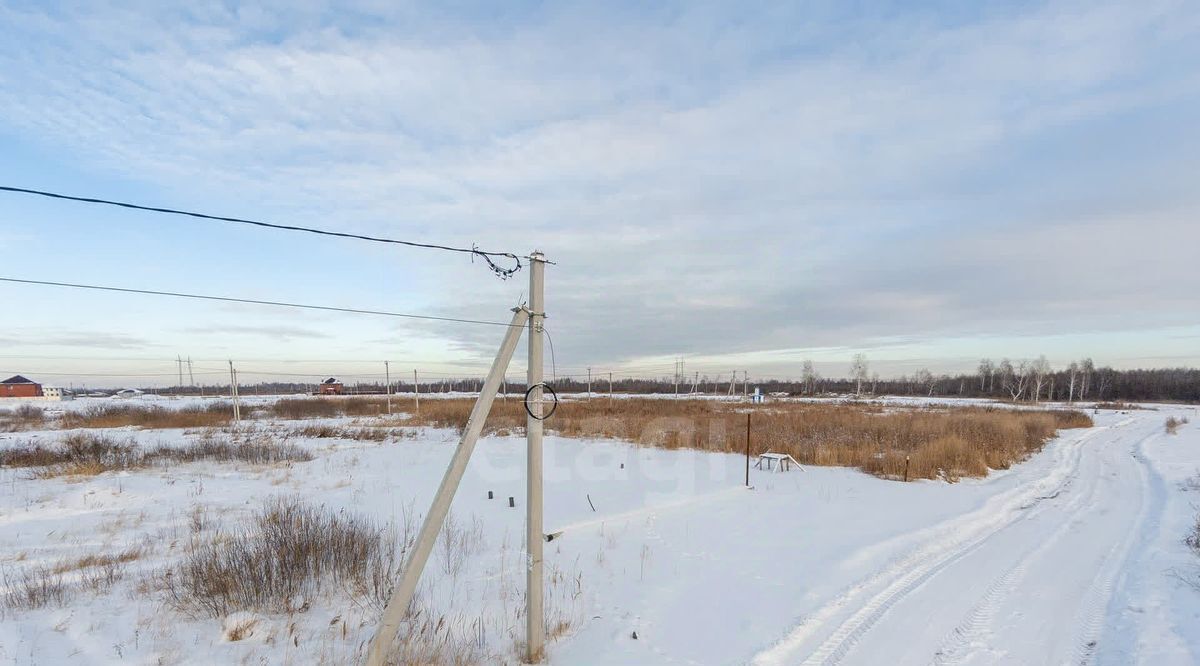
[750,423,1109,666]
[1070,426,1163,665]
[931,418,1130,666]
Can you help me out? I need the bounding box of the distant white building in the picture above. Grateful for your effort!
[41,387,74,401]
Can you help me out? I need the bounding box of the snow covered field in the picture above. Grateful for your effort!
[1,398,1198,664]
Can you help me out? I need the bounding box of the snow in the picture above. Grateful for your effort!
[1,400,1198,664]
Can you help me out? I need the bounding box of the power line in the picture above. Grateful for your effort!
[0,277,522,328]
[0,185,522,278]
[0,369,226,378]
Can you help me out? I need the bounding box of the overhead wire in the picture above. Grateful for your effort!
[0,277,523,328]
[0,185,522,278]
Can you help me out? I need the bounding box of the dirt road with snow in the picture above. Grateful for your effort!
[750,407,1200,666]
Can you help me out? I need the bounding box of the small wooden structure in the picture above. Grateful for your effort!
[755,451,803,472]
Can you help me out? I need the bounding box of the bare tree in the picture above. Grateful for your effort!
[977,358,994,392]
[850,354,869,397]
[1030,355,1052,402]
[801,360,819,395]
[1003,360,1030,401]
[914,368,936,396]
[1067,361,1079,402]
[1080,358,1095,400]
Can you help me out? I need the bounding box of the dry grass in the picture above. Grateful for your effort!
[149,435,313,465]
[294,424,394,442]
[1166,416,1189,434]
[2,546,143,612]
[402,398,1093,482]
[60,402,234,430]
[0,404,46,432]
[271,397,342,419]
[166,497,409,618]
[272,397,394,420]
[51,546,144,575]
[384,609,489,666]
[1187,513,1200,557]
[2,432,310,477]
[1094,402,1146,411]
[32,397,399,432]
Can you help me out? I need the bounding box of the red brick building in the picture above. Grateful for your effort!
[318,377,344,395]
[1,375,43,398]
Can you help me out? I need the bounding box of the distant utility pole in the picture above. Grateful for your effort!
[587,367,592,400]
[609,371,613,403]
[691,371,699,395]
[228,361,241,423]
[743,370,749,398]
[413,369,420,415]
[729,371,736,396]
[384,361,392,415]
[187,357,194,388]
[176,355,183,391]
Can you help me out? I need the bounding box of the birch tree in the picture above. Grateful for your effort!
[851,354,869,397]
[801,360,819,395]
[978,358,994,392]
[1000,359,1029,401]
[1030,355,1052,402]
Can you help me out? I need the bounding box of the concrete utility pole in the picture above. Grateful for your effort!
[187,357,194,388]
[366,306,530,666]
[384,361,391,415]
[526,251,547,663]
[413,369,420,415]
[176,355,183,391]
[228,361,241,423]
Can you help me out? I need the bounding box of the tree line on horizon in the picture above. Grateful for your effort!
[133,357,1199,403]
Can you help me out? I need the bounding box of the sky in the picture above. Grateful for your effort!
[0,0,1197,387]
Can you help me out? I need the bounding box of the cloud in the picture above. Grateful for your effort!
[0,0,1197,372]
[0,331,159,351]
[177,324,332,340]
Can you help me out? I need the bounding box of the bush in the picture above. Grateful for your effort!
[271,397,394,420]
[167,498,408,617]
[0,404,46,432]
[148,436,312,465]
[2,546,140,611]
[271,398,341,419]
[1,432,309,476]
[60,402,233,429]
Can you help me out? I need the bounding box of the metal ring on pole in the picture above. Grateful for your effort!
[523,383,558,420]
